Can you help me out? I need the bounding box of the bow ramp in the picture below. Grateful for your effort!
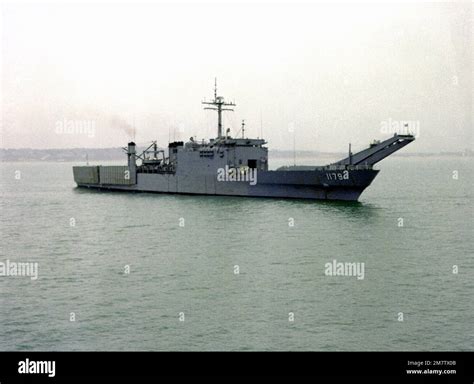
[332,134,415,167]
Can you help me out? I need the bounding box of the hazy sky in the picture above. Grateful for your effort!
[1,1,472,152]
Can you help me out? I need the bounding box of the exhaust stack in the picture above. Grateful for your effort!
[127,142,136,169]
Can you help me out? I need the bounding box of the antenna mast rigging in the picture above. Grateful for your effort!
[202,78,236,138]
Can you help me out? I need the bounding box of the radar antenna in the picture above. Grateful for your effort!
[202,78,236,138]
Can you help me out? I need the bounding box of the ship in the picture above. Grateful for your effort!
[73,82,415,201]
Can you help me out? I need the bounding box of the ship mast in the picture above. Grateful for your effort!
[202,78,236,138]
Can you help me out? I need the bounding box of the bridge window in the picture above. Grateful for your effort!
[248,159,257,169]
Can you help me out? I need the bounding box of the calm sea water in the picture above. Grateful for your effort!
[0,156,472,351]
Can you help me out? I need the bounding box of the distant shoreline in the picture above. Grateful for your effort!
[0,147,472,162]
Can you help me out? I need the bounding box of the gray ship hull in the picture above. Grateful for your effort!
[75,168,379,201]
